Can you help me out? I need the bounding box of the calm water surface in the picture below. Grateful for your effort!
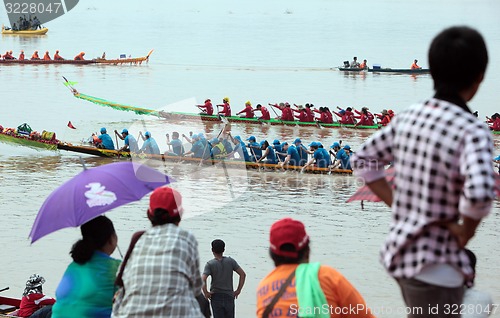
[1,0,500,317]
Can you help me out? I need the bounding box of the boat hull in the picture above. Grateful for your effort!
[1,27,48,35]
[368,68,430,74]
[161,112,380,130]
[337,67,367,72]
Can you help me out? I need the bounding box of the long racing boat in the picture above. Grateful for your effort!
[0,50,153,65]
[0,128,353,175]
[65,81,381,130]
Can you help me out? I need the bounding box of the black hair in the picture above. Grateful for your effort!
[211,239,225,254]
[270,242,310,266]
[429,26,488,94]
[346,107,352,111]
[149,208,181,226]
[70,216,115,264]
[262,140,270,150]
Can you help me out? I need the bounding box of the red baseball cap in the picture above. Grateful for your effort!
[270,218,309,258]
[148,187,184,218]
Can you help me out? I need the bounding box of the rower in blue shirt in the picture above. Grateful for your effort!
[139,131,160,155]
[97,127,115,150]
[293,138,309,166]
[247,136,262,162]
[302,141,331,171]
[114,128,138,153]
[257,140,278,164]
[166,132,185,156]
[279,142,300,167]
[228,135,250,161]
[338,145,352,170]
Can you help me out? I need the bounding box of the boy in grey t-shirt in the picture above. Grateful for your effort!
[202,240,246,318]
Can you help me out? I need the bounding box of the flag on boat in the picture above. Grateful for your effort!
[63,81,78,87]
[67,121,76,129]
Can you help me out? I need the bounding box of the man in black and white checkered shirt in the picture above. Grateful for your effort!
[352,26,495,317]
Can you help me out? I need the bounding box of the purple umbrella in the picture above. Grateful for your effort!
[29,161,172,243]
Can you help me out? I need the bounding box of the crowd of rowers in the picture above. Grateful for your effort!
[196,97,396,127]
[1,50,86,61]
[92,128,354,171]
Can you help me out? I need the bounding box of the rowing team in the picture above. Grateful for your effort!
[196,98,396,126]
[92,128,353,171]
[1,50,85,61]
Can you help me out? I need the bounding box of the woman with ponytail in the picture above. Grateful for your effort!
[51,216,121,318]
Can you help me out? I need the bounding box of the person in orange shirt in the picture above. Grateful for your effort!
[54,50,64,60]
[411,59,422,69]
[74,52,85,60]
[359,59,368,69]
[256,218,374,318]
[43,51,51,60]
[19,50,25,61]
[31,50,40,60]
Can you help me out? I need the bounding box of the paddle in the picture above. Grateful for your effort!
[268,103,285,125]
[0,287,9,293]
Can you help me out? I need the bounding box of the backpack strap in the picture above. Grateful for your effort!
[262,269,296,318]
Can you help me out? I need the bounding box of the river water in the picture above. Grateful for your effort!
[1,0,500,317]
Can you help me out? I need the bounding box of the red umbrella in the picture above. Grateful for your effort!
[347,168,500,206]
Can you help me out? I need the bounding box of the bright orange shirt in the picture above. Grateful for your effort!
[411,63,420,69]
[256,264,375,318]
[43,53,51,60]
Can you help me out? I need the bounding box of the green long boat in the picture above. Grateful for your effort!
[67,84,380,130]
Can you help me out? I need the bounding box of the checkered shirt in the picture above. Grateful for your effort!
[112,224,204,318]
[351,98,495,281]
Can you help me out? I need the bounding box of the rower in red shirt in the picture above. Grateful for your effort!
[237,101,255,118]
[354,107,375,127]
[269,102,294,121]
[376,109,392,126]
[333,107,356,124]
[43,51,51,60]
[254,104,270,120]
[305,104,315,122]
[196,99,213,115]
[217,97,231,117]
[293,105,308,122]
[74,52,85,60]
[54,50,64,60]
[19,50,25,60]
[31,50,40,60]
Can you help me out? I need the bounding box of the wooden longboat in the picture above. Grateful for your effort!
[0,132,352,175]
[0,50,153,65]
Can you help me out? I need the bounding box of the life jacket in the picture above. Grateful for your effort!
[213,143,227,159]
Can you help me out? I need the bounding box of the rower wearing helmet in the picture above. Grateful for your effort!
[114,128,138,153]
[138,131,160,155]
[237,101,255,118]
[217,97,231,117]
[196,99,213,115]
[96,127,115,150]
